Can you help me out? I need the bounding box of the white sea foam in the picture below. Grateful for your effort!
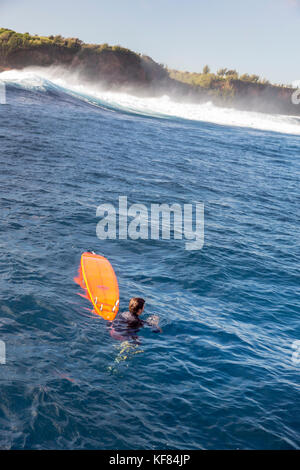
[1,67,300,135]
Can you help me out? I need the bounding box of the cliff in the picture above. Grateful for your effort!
[0,28,299,116]
[0,28,169,88]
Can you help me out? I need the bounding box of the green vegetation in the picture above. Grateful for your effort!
[0,28,138,58]
[169,66,271,87]
[168,65,275,99]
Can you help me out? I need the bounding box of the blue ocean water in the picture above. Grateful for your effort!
[0,73,299,450]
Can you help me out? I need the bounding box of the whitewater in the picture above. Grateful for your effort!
[1,67,300,135]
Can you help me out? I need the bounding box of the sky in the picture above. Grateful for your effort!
[0,0,299,85]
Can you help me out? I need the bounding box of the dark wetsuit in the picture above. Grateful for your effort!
[109,311,160,342]
[109,311,144,342]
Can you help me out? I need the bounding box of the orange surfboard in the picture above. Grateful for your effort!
[75,252,119,321]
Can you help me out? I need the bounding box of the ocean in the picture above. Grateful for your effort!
[0,68,299,449]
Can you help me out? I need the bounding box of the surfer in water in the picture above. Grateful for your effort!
[107,298,162,373]
[109,297,162,342]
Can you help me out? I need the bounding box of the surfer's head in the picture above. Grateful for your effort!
[129,297,145,316]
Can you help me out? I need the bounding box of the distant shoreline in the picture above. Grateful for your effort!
[0,28,299,117]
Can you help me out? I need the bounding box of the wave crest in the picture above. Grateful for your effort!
[1,67,300,135]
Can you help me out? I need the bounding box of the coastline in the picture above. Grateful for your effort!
[0,27,299,117]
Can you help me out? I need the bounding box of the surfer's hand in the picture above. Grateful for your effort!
[146,314,159,326]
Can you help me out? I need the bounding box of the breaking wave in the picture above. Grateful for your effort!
[1,67,300,135]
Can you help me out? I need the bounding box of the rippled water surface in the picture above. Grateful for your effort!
[0,77,299,449]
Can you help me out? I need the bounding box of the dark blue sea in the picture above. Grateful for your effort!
[0,69,299,449]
